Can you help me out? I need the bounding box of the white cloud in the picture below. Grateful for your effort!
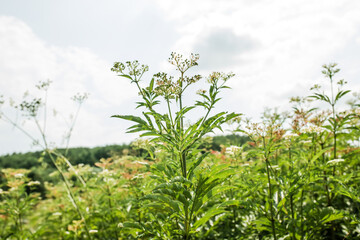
[0,16,137,154]
[154,0,360,118]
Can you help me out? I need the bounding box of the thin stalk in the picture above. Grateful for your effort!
[300,189,305,240]
[166,99,174,128]
[47,152,92,240]
[1,113,44,148]
[266,159,277,240]
[32,116,91,239]
[65,102,82,156]
[263,134,277,239]
[106,185,119,239]
[43,89,48,137]
[179,72,187,178]
[320,143,331,206]
[134,80,168,134]
[330,75,337,178]
[33,117,86,186]
[290,193,295,240]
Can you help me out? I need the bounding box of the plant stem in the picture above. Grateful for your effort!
[179,72,187,178]
[47,151,92,240]
[300,189,305,240]
[65,101,82,156]
[290,193,296,240]
[265,159,277,240]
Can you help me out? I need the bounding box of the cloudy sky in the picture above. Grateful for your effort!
[1,0,360,155]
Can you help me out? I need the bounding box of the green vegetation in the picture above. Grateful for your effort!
[0,55,359,239]
[0,135,247,169]
[0,145,130,170]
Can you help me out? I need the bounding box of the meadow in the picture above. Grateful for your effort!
[0,53,359,239]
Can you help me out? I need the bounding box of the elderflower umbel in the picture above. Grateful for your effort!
[301,125,324,134]
[14,173,25,179]
[225,145,241,157]
[27,181,41,186]
[283,133,299,140]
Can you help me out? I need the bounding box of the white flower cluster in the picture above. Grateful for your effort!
[225,145,241,157]
[283,133,298,140]
[27,181,41,186]
[14,173,25,178]
[131,138,154,150]
[133,160,149,165]
[301,125,324,134]
[99,169,114,177]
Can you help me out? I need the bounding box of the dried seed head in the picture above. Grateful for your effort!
[36,79,52,91]
[19,98,42,117]
[71,92,89,103]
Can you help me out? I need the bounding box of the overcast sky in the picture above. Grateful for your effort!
[1,0,360,155]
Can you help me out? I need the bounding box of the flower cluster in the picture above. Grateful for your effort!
[71,92,89,104]
[207,72,235,85]
[131,138,155,150]
[27,181,41,186]
[153,72,181,99]
[196,89,207,95]
[225,145,242,157]
[168,52,200,73]
[283,133,299,140]
[183,75,202,85]
[321,63,340,78]
[18,98,42,117]
[111,60,149,82]
[300,124,325,134]
[36,79,52,91]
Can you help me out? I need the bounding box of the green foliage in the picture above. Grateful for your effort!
[0,58,359,239]
[111,53,240,239]
[0,144,130,170]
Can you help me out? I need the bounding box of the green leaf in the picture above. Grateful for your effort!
[111,114,147,125]
[122,222,143,230]
[321,212,344,224]
[118,74,133,81]
[193,207,225,229]
[335,90,350,102]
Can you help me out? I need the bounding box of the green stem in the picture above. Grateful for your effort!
[290,194,295,240]
[179,72,187,178]
[265,159,277,240]
[300,189,305,240]
[65,102,82,156]
[47,152,92,240]
[320,143,331,206]
[107,185,119,239]
[33,116,91,239]
[330,75,337,178]
[1,113,43,148]
[167,99,174,128]
[43,89,48,137]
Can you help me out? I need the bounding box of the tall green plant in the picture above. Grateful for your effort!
[309,63,352,160]
[111,53,240,239]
